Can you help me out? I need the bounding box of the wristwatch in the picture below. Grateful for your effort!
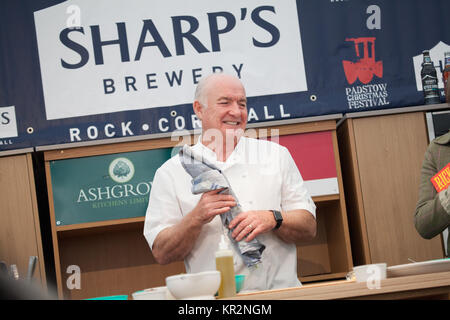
[271,210,283,229]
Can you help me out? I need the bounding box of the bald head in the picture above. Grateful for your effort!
[194,73,246,108]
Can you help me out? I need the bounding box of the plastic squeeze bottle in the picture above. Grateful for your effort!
[215,235,236,298]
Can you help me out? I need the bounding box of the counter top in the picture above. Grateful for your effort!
[0,147,34,157]
[226,271,450,300]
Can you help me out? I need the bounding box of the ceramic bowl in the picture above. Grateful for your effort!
[165,271,221,300]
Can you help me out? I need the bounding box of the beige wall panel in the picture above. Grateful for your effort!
[352,112,443,265]
[0,154,46,287]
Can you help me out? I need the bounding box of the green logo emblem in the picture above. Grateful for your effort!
[109,157,135,183]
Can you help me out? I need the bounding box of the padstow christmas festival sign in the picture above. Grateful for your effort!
[0,0,450,151]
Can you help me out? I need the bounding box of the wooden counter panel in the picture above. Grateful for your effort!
[228,271,450,300]
[337,119,371,265]
[0,154,46,288]
[297,211,331,277]
[58,228,185,299]
[352,112,443,265]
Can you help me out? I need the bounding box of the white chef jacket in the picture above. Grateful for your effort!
[144,136,316,291]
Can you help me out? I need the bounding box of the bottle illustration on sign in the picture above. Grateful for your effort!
[441,51,450,99]
[342,37,383,85]
[421,50,440,105]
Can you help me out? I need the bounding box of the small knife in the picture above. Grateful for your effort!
[27,256,38,281]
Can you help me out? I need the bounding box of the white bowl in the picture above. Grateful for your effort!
[165,271,221,300]
[132,286,169,300]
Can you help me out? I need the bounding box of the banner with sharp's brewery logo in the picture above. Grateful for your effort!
[35,0,307,120]
[50,148,172,225]
[1,0,449,151]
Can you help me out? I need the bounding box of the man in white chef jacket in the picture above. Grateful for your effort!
[144,73,316,291]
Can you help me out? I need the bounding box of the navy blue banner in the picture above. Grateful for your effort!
[0,0,449,151]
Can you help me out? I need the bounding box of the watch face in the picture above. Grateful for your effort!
[273,210,282,221]
[272,210,283,229]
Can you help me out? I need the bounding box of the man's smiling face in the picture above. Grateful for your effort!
[195,74,248,145]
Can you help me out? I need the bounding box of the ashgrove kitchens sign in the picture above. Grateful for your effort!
[50,148,173,226]
[34,0,307,120]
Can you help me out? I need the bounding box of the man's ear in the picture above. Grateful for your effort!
[193,100,203,120]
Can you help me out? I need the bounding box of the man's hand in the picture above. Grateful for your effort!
[151,188,236,265]
[228,210,276,242]
[228,209,317,244]
[191,189,237,226]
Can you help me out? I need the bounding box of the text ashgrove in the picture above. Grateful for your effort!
[77,181,153,202]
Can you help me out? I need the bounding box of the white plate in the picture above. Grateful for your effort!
[387,258,450,278]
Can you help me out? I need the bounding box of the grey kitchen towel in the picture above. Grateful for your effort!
[179,144,265,268]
